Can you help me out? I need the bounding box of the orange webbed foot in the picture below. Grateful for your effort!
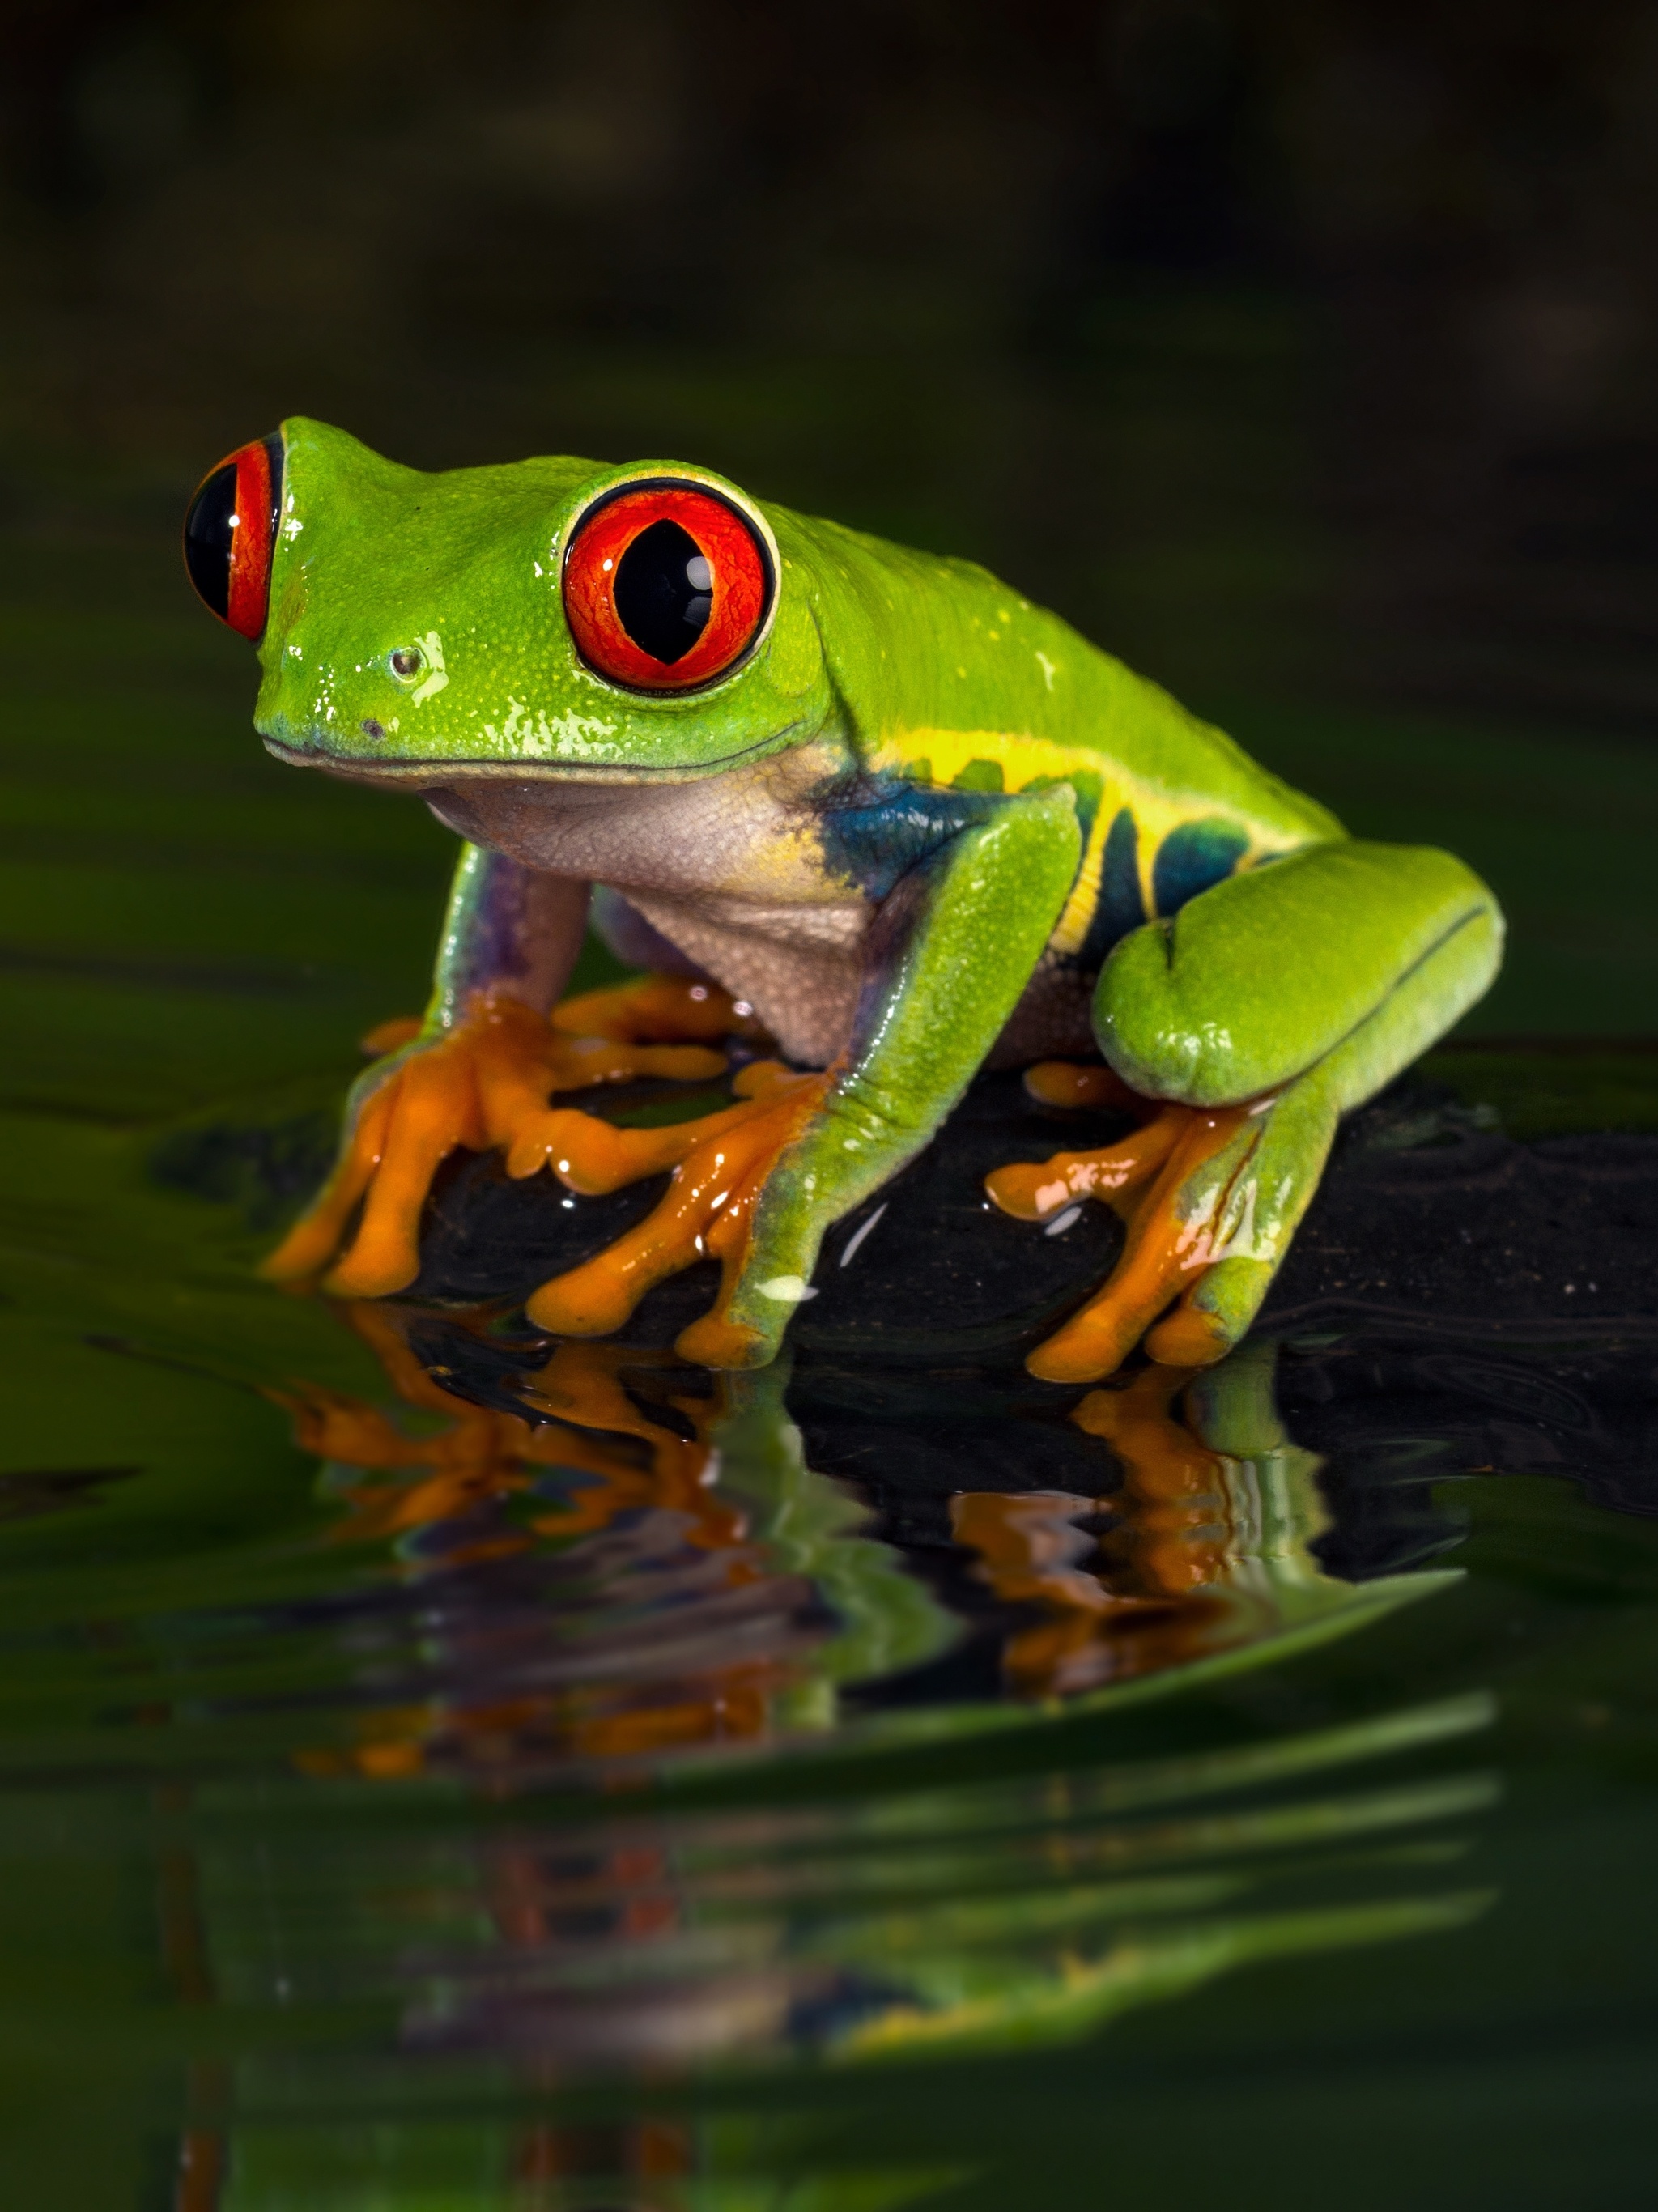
[985,1061,1255,1385]
[522,1062,832,1359]
[263,976,762,1300]
[550,973,769,1051]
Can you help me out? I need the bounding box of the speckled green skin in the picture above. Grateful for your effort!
[252,419,1503,1367]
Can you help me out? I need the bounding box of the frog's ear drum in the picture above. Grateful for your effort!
[182,434,283,641]
[562,479,773,691]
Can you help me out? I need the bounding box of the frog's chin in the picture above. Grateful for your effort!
[258,729,802,786]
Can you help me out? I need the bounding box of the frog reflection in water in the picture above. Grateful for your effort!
[227,1312,1487,2091]
[184,423,1503,1381]
[278,1305,840,1774]
[276,1308,1392,1772]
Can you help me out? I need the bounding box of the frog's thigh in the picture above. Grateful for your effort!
[1094,842,1502,1371]
[1095,840,1503,1108]
[1016,841,1501,1379]
[1150,895,1500,1365]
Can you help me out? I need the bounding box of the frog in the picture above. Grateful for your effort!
[181,418,1503,1383]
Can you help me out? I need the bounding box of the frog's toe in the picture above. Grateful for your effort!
[266,998,542,1295]
[265,1042,481,1295]
[1141,1258,1274,1368]
[320,1038,492,1298]
[264,978,752,1296]
[997,1074,1341,1385]
[674,1253,800,1371]
[984,1093,1243,1374]
[984,1106,1182,1221]
[1019,1104,1256,1383]
[263,1083,395,1287]
[524,1066,831,1359]
[551,972,769,1054]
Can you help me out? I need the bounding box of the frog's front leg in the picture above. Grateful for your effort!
[525,788,1082,1367]
[264,844,743,1297]
[991,840,1503,1383]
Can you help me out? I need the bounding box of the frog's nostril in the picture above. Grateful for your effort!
[389,647,424,679]
[183,432,282,640]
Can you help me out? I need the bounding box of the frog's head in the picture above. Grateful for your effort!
[181,417,831,782]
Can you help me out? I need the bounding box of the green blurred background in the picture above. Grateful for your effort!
[2,0,1657,1128]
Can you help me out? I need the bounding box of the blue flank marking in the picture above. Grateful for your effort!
[1151,817,1250,919]
[819,779,1010,900]
[1080,807,1147,965]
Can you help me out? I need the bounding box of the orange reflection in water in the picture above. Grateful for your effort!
[274,1301,1337,1766]
[953,1360,1307,1699]
[274,1303,823,1780]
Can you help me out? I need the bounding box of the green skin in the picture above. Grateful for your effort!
[251,418,1503,1365]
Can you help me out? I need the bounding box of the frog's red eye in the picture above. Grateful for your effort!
[182,435,283,640]
[562,480,773,691]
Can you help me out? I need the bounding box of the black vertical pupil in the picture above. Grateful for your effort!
[183,462,238,618]
[613,518,713,663]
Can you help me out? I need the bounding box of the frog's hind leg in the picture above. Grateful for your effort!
[989,1100,1260,1381]
[989,840,1503,1385]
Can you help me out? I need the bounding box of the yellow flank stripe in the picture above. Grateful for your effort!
[1059,802,1112,955]
[875,728,1284,954]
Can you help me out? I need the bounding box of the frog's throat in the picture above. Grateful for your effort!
[259,722,811,789]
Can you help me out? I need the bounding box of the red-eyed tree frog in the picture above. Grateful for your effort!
[183,421,1503,1381]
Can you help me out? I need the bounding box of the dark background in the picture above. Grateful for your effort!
[6,0,1658,728]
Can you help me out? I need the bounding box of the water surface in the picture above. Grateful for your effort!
[4,523,1658,2211]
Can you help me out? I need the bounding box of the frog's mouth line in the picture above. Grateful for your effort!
[260,725,807,788]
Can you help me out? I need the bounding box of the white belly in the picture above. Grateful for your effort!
[424,768,1094,1071]
[424,768,872,1065]
[625,891,869,1066]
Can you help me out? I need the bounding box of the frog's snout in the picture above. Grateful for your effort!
[183,433,283,643]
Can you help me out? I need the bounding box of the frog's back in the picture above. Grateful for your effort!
[771,500,1338,852]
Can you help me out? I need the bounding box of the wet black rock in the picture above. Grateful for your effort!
[155,1066,1658,1359]
[142,1061,1658,1722]
[400,1070,1130,1363]
[402,1073,1658,1358]
[1261,1108,1658,1337]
